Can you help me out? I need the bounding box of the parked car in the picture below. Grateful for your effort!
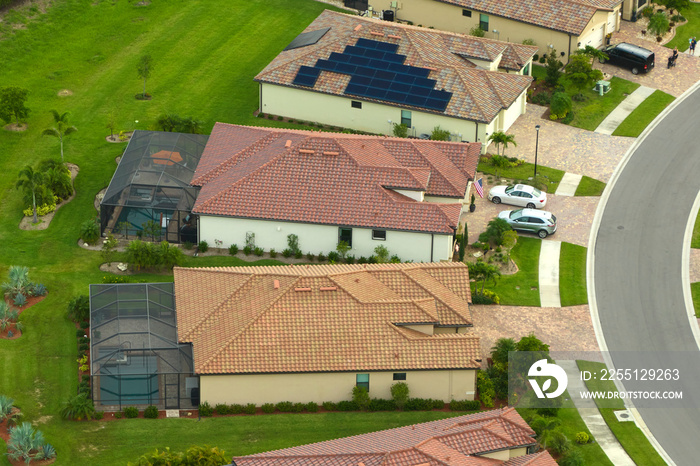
[599,42,654,75]
[498,208,557,238]
[488,184,547,209]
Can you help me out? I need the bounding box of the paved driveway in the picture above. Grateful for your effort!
[597,21,700,97]
[463,175,601,247]
[487,105,634,183]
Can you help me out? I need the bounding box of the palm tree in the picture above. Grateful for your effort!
[487,131,517,156]
[42,110,77,161]
[16,166,45,223]
[490,338,517,365]
[468,260,502,294]
[574,45,608,65]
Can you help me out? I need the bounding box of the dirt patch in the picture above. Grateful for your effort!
[19,163,79,231]
[57,89,72,97]
[32,415,52,426]
[0,323,22,340]
[3,123,27,132]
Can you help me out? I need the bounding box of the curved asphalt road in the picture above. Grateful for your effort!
[591,83,700,465]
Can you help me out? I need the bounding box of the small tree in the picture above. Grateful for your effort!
[374,245,390,263]
[544,49,563,87]
[564,54,603,100]
[42,110,77,162]
[490,337,517,366]
[647,12,670,37]
[573,45,608,65]
[459,222,468,261]
[142,219,161,241]
[390,382,410,410]
[469,26,485,37]
[16,165,45,223]
[352,386,370,410]
[468,261,501,294]
[137,54,154,98]
[478,217,512,246]
[336,240,350,260]
[106,111,117,140]
[67,295,90,323]
[287,233,300,255]
[550,92,572,120]
[0,86,30,126]
[487,131,517,156]
[101,234,118,266]
[392,123,408,137]
[430,126,450,141]
[663,0,691,11]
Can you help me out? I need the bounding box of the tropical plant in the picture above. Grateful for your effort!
[142,219,161,241]
[159,242,184,270]
[478,217,512,246]
[564,54,604,100]
[647,12,670,37]
[468,261,501,295]
[41,162,73,200]
[137,54,154,98]
[0,395,22,427]
[550,92,572,120]
[661,0,690,14]
[0,86,30,126]
[530,415,562,437]
[490,337,517,366]
[80,217,100,244]
[573,45,608,64]
[336,240,350,260]
[487,131,517,156]
[6,422,51,464]
[558,449,585,466]
[469,26,485,37]
[67,295,90,323]
[430,126,450,141]
[374,245,390,263]
[16,165,45,223]
[128,445,228,466]
[477,371,495,407]
[60,394,96,421]
[42,110,78,161]
[2,266,31,301]
[522,38,536,46]
[392,123,408,137]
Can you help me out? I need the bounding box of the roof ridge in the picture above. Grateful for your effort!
[481,419,519,447]
[402,268,471,324]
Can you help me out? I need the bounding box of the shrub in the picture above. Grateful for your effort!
[269,248,277,258]
[291,402,305,413]
[275,401,293,413]
[80,218,100,244]
[214,403,230,415]
[477,372,496,408]
[558,449,585,466]
[575,431,590,444]
[327,251,340,263]
[244,403,256,415]
[671,14,685,22]
[60,393,96,420]
[76,329,85,338]
[144,405,158,419]
[67,295,90,323]
[317,252,326,262]
[641,5,654,18]
[392,123,408,137]
[430,126,450,141]
[94,411,104,420]
[337,400,360,411]
[228,244,239,255]
[472,289,500,304]
[533,53,539,62]
[390,382,410,410]
[404,398,435,411]
[357,256,367,264]
[124,406,139,418]
[550,92,572,120]
[374,245,390,263]
[522,38,536,46]
[305,401,319,412]
[345,254,355,264]
[352,386,370,410]
[647,12,670,37]
[469,26,485,37]
[322,401,337,411]
[13,293,27,307]
[294,250,303,259]
[532,93,551,105]
[183,241,194,250]
[244,245,253,255]
[449,399,481,411]
[369,398,397,411]
[198,401,214,417]
[31,283,47,296]
[539,55,546,64]
[367,255,378,263]
[261,403,275,413]
[547,431,572,455]
[254,247,264,256]
[197,240,209,253]
[114,412,123,419]
[133,445,228,466]
[282,248,292,258]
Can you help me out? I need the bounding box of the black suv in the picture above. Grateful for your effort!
[600,43,655,75]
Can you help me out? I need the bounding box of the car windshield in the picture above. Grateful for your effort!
[532,187,542,196]
[509,209,524,220]
[504,186,515,194]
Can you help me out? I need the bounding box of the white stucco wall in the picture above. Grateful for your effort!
[198,216,454,262]
[261,83,488,144]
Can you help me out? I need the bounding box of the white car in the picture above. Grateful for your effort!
[487,184,547,209]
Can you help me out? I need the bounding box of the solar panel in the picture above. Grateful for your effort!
[356,38,376,49]
[336,63,357,74]
[414,77,436,88]
[385,91,408,103]
[391,82,411,93]
[355,67,376,77]
[292,74,318,87]
[364,49,384,59]
[375,70,395,80]
[283,27,331,51]
[406,95,427,106]
[394,74,415,84]
[371,78,391,89]
[411,86,431,97]
[329,52,350,63]
[366,87,387,99]
[350,75,372,86]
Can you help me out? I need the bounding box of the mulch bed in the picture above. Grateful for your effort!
[0,295,47,340]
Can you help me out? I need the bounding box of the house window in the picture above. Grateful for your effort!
[479,14,489,32]
[523,63,530,76]
[339,228,353,248]
[401,110,412,128]
[462,9,471,17]
[393,373,407,381]
[372,229,386,240]
[356,374,370,391]
[351,100,362,109]
[637,0,646,8]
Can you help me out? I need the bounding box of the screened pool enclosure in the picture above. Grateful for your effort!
[89,283,198,410]
[100,130,209,243]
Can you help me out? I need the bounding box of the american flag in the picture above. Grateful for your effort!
[474,178,484,198]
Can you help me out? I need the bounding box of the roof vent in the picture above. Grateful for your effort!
[274,279,280,289]
[370,31,384,37]
[299,149,314,154]
[285,140,292,148]
[387,34,401,40]
[323,151,339,156]
[294,287,312,292]
[354,25,362,32]
[320,286,337,291]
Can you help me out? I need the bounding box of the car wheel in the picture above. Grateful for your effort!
[631,67,639,75]
[492,197,501,204]
[526,203,536,209]
[538,230,548,239]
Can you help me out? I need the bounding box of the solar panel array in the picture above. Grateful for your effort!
[291,38,453,113]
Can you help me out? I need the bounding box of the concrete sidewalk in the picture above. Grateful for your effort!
[554,173,582,197]
[557,360,635,466]
[539,240,561,307]
[595,86,655,135]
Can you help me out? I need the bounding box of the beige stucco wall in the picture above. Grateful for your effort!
[198,215,454,262]
[261,82,487,144]
[200,369,477,405]
[480,446,529,460]
[622,0,648,21]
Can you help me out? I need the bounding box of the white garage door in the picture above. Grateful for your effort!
[580,24,605,49]
[607,11,617,34]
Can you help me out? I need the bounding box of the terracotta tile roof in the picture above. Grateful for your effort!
[174,262,480,375]
[255,11,534,124]
[190,123,480,235]
[231,408,556,466]
[437,0,621,35]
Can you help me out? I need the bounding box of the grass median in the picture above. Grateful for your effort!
[612,90,675,138]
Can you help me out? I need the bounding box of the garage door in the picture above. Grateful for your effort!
[580,24,605,49]
[607,11,617,34]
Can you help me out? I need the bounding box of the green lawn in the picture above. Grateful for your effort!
[665,3,700,51]
[691,282,700,318]
[575,361,667,466]
[574,175,606,196]
[612,90,676,137]
[567,77,640,131]
[483,236,541,306]
[478,160,564,193]
[559,242,587,306]
[691,210,700,248]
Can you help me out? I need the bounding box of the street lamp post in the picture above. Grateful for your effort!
[534,125,540,181]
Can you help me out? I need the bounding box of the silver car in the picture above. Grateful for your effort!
[488,184,547,209]
[498,208,557,238]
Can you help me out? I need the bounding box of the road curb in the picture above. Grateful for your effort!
[586,77,700,466]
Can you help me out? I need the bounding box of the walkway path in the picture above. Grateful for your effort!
[539,240,561,307]
[554,173,582,196]
[557,360,636,466]
[595,86,655,135]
